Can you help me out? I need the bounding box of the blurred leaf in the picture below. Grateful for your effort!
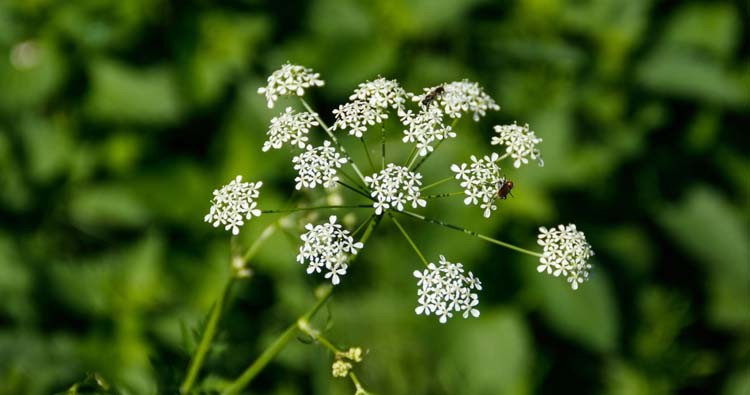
[0,234,33,322]
[69,183,150,228]
[0,40,65,112]
[658,186,750,330]
[662,2,740,59]
[526,262,619,353]
[85,60,183,124]
[19,115,73,183]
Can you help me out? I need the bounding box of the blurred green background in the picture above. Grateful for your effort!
[1,0,749,394]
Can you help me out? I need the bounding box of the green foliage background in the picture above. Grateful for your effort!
[0,0,748,394]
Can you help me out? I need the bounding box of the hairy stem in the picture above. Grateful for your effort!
[261,204,372,215]
[337,180,373,201]
[380,124,386,170]
[424,191,464,199]
[421,176,454,192]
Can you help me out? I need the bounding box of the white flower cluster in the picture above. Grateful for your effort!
[414,80,500,121]
[537,224,594,290]
[257,63,325,108]
[413,255,482,324]
[332,100,387,138]
[401,106,455,156]
[491,122,543,168]
[365,164,426,215]
[451,153,504,218]
[292,141,348,190]
[349,77,407,113]
[297,216,363,285]
[204,176,262,235]
[263,107,319,152]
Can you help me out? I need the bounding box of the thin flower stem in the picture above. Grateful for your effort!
[388,212,428,266]
[297,318,341,354]
[421,176,454,192]
[403,144,418,167]
[407,147,421,169]
[222,216,383,395]
[395,210,542,257]
[351,213,376,237]
[425,191,464,199]
[242,223,277,263]
[261,204,372,215]
[411,118,459,172]
[349,372,372,395]
[338,167,368,190]
[337,181,373,200]
[300,97,367,184]
[180,276,235,394]
[380,124,386,170]
[360,137,376,172]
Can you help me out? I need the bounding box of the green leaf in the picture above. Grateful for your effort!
[69,183,150,228]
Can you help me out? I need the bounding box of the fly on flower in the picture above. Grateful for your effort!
[496,177,514,200]
[420,84,445,109]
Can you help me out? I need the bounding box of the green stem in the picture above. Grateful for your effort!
[222,216,383,395]
[380,124,386,170]
[261,204,372,215]
[424,191,464,199]
[388,212,428,266]
[360,137,375,172]
[421,176,454,192]
[403,144,418,168]
[297,319,341,354]
[180,277,235,394]
[242,223,277,264]
[411,118,458,172]
[351,214,376,237]
[394,210,542,257]
[337,181,373,201]
[300,97,367,184]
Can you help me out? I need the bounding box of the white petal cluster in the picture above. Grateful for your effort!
[491,122,543,168]
[414,80,500,121]
[537,224,594,290]
[365,164,426,215]
[332,100,387,138]
[292,141,347,190]
[400,106,455,156]
[263,107,319,152]
[349,77,407,113]
[451,153,503,218]
[257,63,325,108]
[413,255,482,324]
[204,176,262,235]
[297,216,363,285]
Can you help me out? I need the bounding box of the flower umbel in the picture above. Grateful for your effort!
[537,224,594,290]
[263,107,319,152]
[349,77,407,113]
[365,164,427,215]
[292,141,348,190]
[451,153,504,218]
[297,216,364,285]
[413,255,482,324]
[400,106,455,157]
[491,122,544,168]
[204,176,262,235]
[257,63,325,108]
[414,80,500,121]
[332,100,387,138]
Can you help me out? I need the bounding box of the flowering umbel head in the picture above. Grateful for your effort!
[263,107,319,152]
[349,77,407,113]
[414,256,482,323]
[292,141,348,190]
[204,176,262,235]
[451,153,504,218]
[297,216,363,285]
[400,106,455,157]
[332,100,387,138]
[413,79,500,121]
[491,122,543,168]
[257,63,324,108]
[537,224,594,290]
[365,164,427,215]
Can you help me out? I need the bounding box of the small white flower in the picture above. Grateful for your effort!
[349,77,407,113]
[413,80,500,121]
[451,153,503,218]
[491,122,543,168]
[400,106,455,157]
[537,224,594,290]
[331,360,352,378]
[364,164,426,215]
[332,100,387,138]
[413,255,481,323]
[257,63,325,108]
[292,141,348,190]
[204,176,263,235]
[263,107,319,152]
[297,216,364,285]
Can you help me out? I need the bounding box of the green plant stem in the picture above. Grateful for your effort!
[424,191,464,199]
[242,223,277,264]
[395,210,542,257]
[180,277,235,394]
[380,124,386,170]
[388,212,428,266]
[222,215,383,395]
[349,372,372,395]
[403,144,418,167]
[300,97,367,184]
[411,118,459,172]
[337,181,373,201]
[360,137,376,172]
[421,176,454,192]
[261,204,372,215]
[351,214,376,237]
[297,318,341,354]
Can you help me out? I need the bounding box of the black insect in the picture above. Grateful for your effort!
[420,85,445,108]
[496,178,514,200]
